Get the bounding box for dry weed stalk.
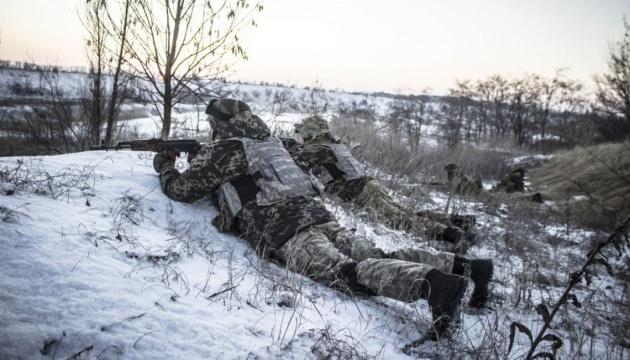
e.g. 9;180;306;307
508;214;630;359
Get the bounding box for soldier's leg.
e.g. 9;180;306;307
311;220;467;278
389;247;456;274
275;227;354;284
283;228;471;336
274;227;373;295
452;256;493;308
307;219;492;309
389;247;493;309
414;214;475;254
415;210;477;233
355;258;432;301
356;258;468;337
353;180;408;220
311;221;386;262
353;180;473;250
352;180;431;237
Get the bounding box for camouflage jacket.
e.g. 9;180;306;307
493;171;525;193
155;139;333;252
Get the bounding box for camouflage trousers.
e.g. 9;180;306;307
275;221;455;302
351;179;449;240
450;175;483;196
415;210;477;233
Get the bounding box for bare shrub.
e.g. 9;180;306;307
110;191;144;230
0;159;96;200
507;216;630;359
331;108;514;184
0;205;29;223
0;70;100;155
310;326;374;360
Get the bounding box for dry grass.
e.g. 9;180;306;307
529;141;630;229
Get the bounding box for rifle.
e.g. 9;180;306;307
89;138;201;155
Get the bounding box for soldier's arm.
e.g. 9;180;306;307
154;141;248;203
280;137;301;154
292;144;337;170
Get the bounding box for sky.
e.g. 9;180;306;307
0;0;627;94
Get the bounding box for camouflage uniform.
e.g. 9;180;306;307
492;168;526;193
444;163;484;196
287;116;472;249
154;101;462;306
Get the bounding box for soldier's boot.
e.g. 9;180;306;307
423;269;468;339
440;226;463;243
449;214;477;232
453;256;493;308
337;262;377;297
439;226;474;253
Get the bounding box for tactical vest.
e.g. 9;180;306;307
217;137;318;222
311;143;367;185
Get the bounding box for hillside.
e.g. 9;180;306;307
530;141;630;229
0;146;627;359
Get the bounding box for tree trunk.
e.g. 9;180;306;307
105;0;131;146
162;79;172;139
92;67;102;143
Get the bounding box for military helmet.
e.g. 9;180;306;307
206;98;270;140
511;167;526;178
206;98;251;121
294;115;330;140
444;163;459;181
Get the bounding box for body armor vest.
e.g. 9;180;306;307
217;137;317;222
311;143;367;185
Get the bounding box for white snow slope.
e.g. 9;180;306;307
1;148;627;359
0;151;453;359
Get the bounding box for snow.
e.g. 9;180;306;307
509;154;553;166
2;150;623;359
0;152;449;359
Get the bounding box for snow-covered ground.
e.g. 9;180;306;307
0;152;478;359
1;149;625;359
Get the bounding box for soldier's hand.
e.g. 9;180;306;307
165;149;180;162
187;149;198;164
153;150;179;173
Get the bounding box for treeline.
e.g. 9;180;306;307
340;20;630;151
439;72;589;149
437;71;629;149
331;70;629;163
0;59;89;74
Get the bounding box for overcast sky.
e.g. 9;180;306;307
0;0;627;94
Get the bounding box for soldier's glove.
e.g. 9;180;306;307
187;149;199;164
153;150;179;173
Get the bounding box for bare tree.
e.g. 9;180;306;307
595;18;630;127
81;0;134;145
120;0;263;138
487;75;510;137
439;93;468;149
535;71;583;141
387;96;430;152
82;0;107;143
103;0;132;145
434;73;587;147
506;76;540;146
305;81;329;116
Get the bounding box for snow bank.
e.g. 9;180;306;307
0;151;443;359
